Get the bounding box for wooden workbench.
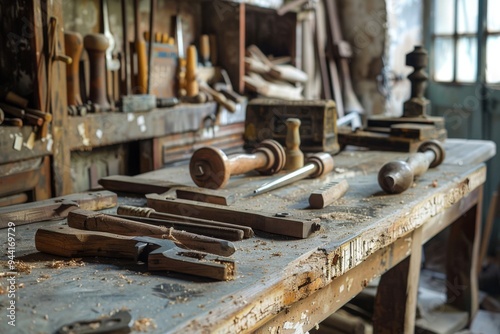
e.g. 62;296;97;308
0;138;495;333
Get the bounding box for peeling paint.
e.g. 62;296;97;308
339;284;345;293
283;321;306;334
77;123;90;146
346;277;354;292
96;129;103;139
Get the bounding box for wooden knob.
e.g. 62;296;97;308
378;140;445;194
83;33;110;110
284;118;304;171
190;139;285;189
65;31;83;106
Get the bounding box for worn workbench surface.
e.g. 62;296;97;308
0;139;495;334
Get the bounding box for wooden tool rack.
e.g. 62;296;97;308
1;138;495;333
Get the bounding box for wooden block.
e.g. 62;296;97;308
0;190;117;227
146;193;320;238
98;175;182;194
176;187;235;206
390;123;438;140
309;179;349;209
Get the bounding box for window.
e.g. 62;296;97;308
432;0;500;84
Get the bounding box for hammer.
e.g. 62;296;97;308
36;225;235;281
378;140;445;194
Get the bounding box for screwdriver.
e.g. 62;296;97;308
253;153;334;195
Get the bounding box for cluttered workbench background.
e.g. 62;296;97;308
0;138;494;333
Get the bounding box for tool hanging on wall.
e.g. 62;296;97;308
133;0;147;94
83;34;112;111
378;140;445;194
323;0;364;117
189;139;286;189
64;31;84;106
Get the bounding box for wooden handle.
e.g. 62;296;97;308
306;153;335;178
189;140;285;189
134;0;147;94
36;225;139;259
200;34;211;66
68;209;170;235
199;82;236;112
117;205;254;238
64;31;83;106
186;45;199;96
67;209;236;256
83;34;111;110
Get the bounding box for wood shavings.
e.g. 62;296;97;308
15;261;33;274
118;274;134;284
46;259;85;269
37;274;51;283
132;318;157;332
320;211;371;222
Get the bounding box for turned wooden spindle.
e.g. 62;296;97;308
403;46;430;118
284;118;304;170
186;45;199;97
378;140;445;194
65;32;83;106
83;33;111;111
190;139;286;189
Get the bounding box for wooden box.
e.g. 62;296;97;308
244;98;340;153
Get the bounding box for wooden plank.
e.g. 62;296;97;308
254;226;414;334
0;190;117;228
98;175;181;194
65;102;242;150
146;194;320;238
176;187;236;206
446;190;482;323
49;0;72;196
372;227;423;334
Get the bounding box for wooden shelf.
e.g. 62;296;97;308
66;101;246;151
0;126;52;165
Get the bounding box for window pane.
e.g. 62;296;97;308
488;0;500;32
434;38;454;82
456;37;477;82
434;0;455;34
457;0;478;33
487;36;500;83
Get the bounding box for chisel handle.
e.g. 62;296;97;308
64;31;84;106
68;209;236;256
36;225;140;259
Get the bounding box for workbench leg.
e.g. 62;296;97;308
446;195;482;323
373;226;423;334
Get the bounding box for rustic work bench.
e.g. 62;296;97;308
0;138;495;333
